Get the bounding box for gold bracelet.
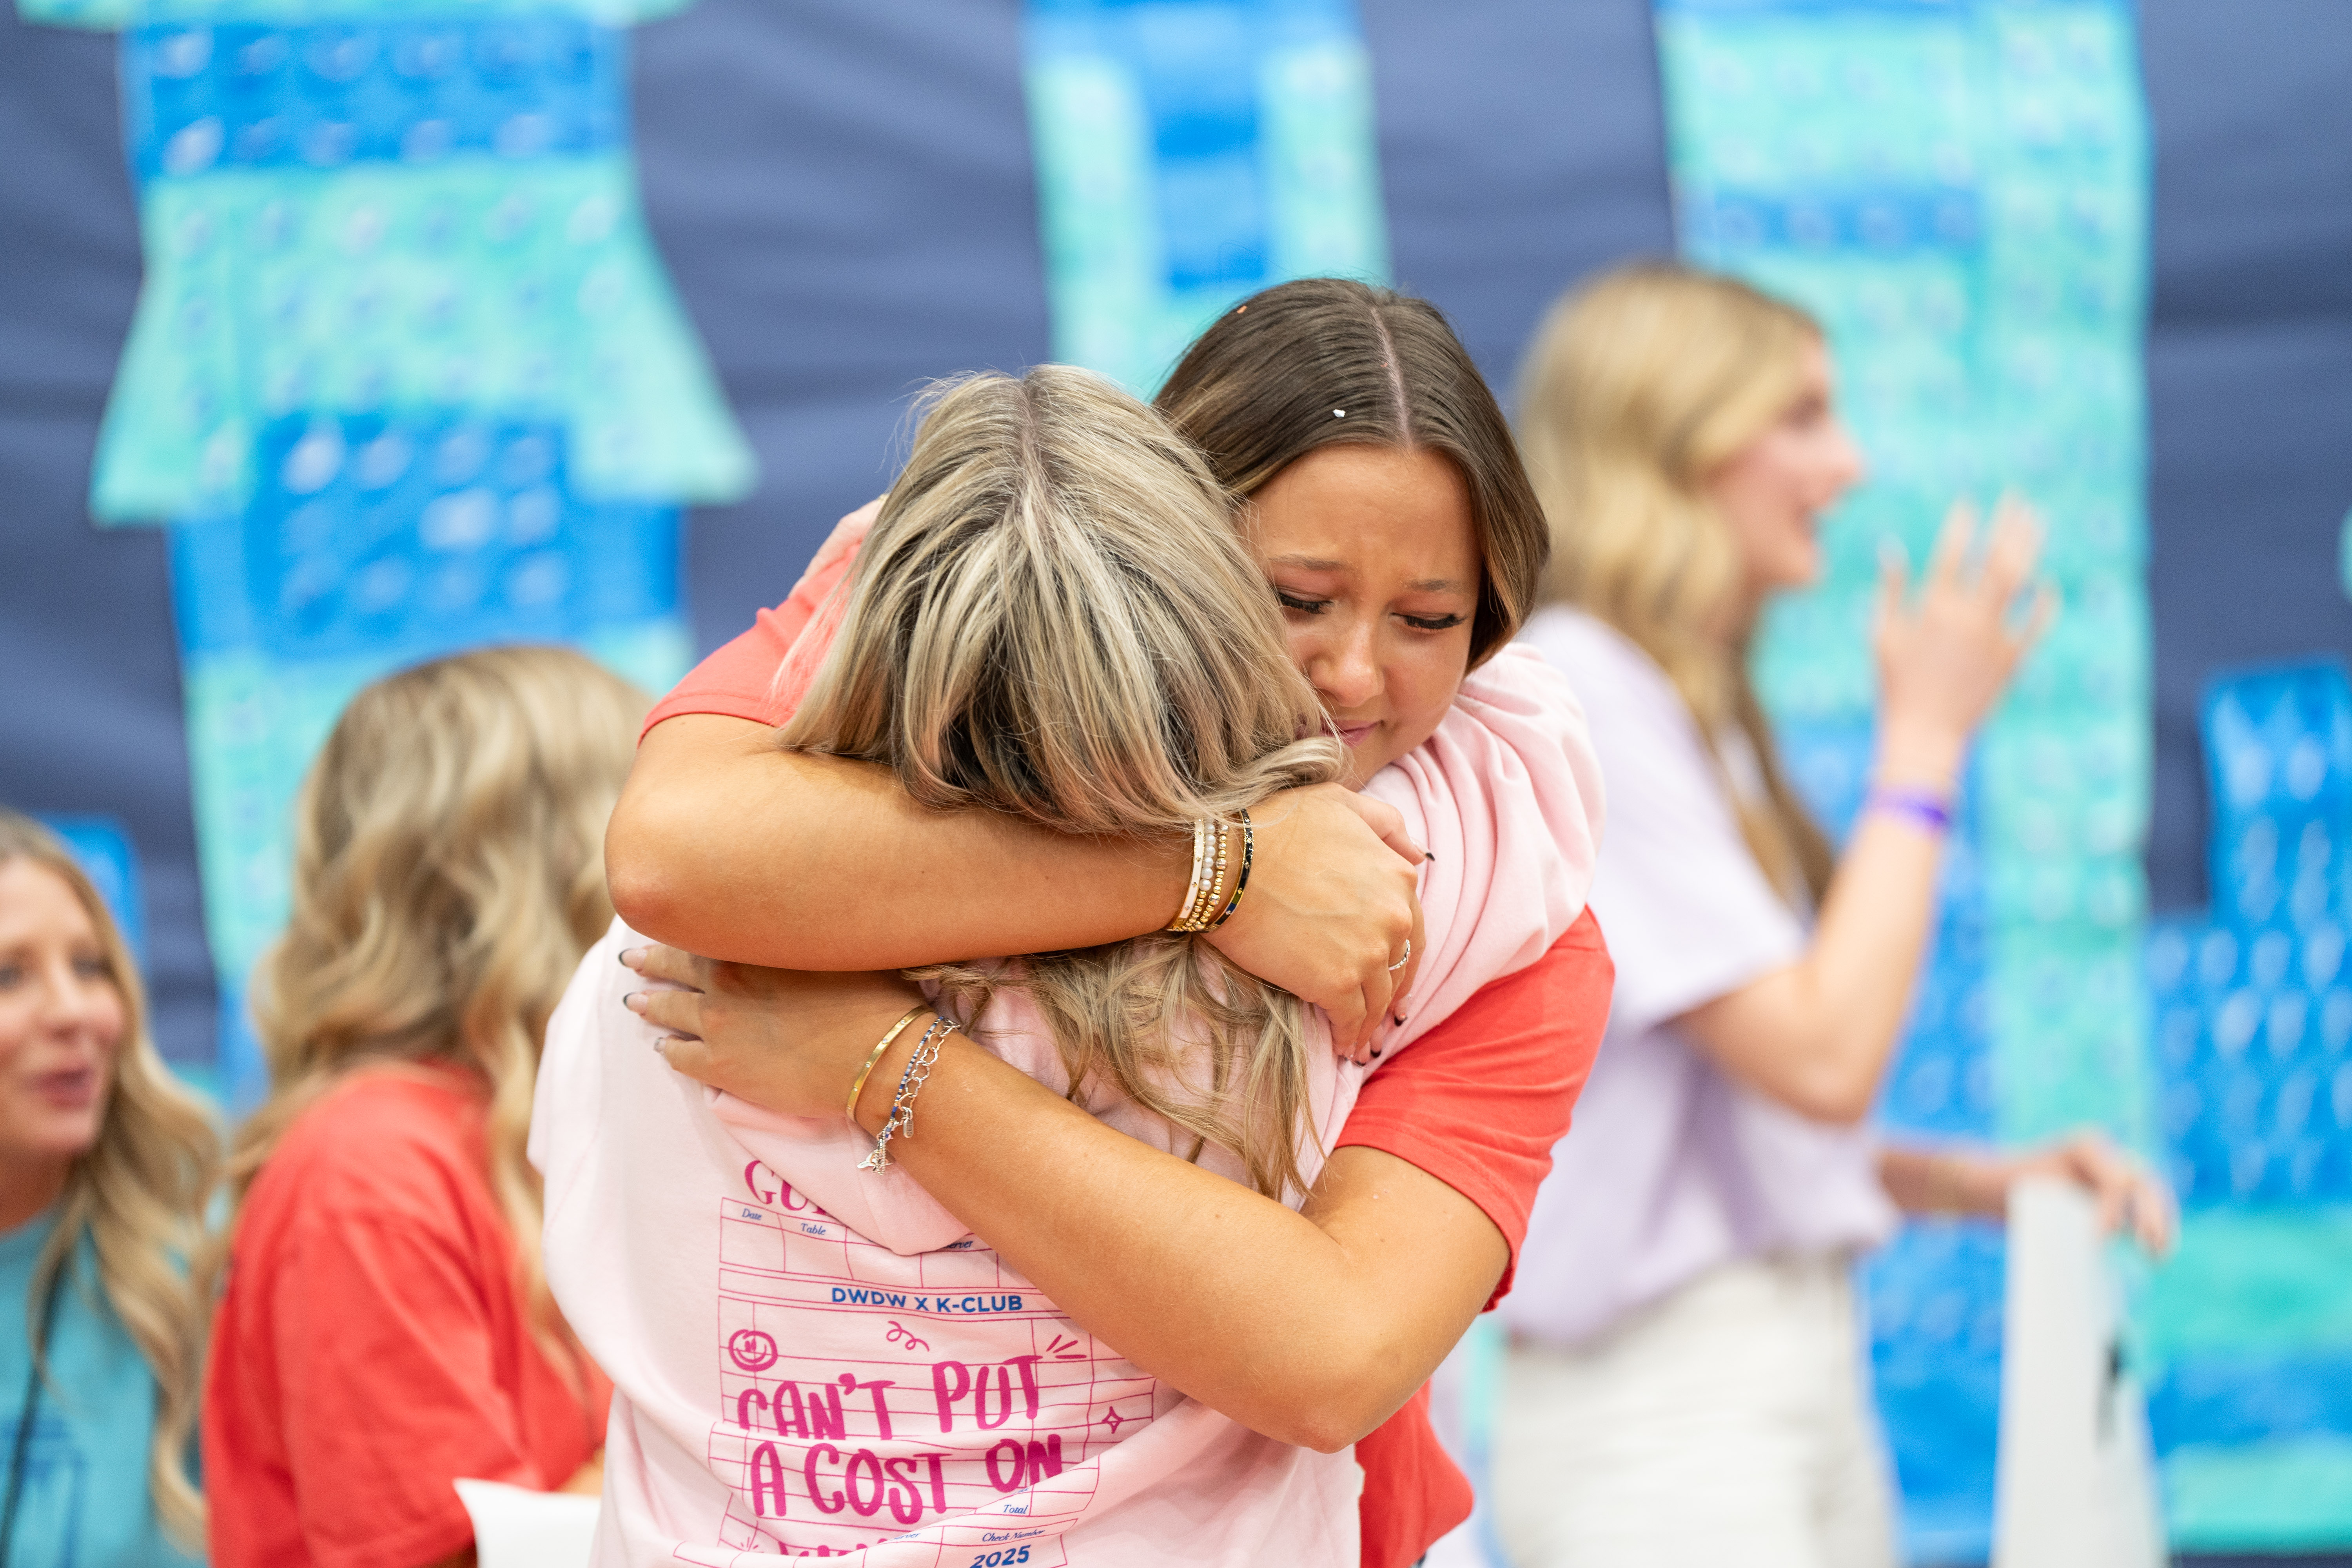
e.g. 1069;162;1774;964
847;1004;931;1122
1208;811;1254;928
1203;821;1230;923
859;1015;955;1173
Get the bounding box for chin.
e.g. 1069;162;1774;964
1348;728;1434;787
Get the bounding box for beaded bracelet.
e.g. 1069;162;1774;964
1195;820;1230;927
1167;818;1209;932
859;1014;954;1172
1165;815;1235;933
1207;811;1254;929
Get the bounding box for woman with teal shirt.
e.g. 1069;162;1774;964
0;810;216;1566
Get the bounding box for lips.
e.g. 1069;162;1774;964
32;1067;98;1109
1332;721;1378;748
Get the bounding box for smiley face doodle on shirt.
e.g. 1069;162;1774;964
728;1329;779;1373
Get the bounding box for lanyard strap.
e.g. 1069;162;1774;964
0;1252;72;1568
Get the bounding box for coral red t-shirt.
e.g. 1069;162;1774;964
204;1067;612;1568
643;533;1610;1568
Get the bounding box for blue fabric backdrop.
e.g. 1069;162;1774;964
3;0;2349;1556
9;1;2343;1071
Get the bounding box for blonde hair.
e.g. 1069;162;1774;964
0;810;217;1550
784;367;1345;1199
1518;262;1835;901
220;646;646;1359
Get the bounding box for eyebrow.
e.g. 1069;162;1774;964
1267;554;1474;593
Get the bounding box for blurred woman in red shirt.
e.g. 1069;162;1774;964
202;648;644;1568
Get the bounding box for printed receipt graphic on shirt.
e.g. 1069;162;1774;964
682;1158;1169;1564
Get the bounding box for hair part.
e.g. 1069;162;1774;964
1519;261;1836;901
1155;277;1551;669
0;810;218;1550
784;366;1346;1198
218;646;646;1377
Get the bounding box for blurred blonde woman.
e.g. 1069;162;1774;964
1495;263;2172;1568
0;810;215;1567
201;648;645;1568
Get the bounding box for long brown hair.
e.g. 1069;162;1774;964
786;367;1345;1200
0;810;216;1550
1155;276;1551;668
218;646;645;1354
1518;261;1835;901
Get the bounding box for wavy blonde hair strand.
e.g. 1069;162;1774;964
1519;263;1836;900
214;646;646;1367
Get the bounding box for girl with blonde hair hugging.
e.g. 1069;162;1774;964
201;648;645;1568
535;363;1601;1564
0;809;215;1566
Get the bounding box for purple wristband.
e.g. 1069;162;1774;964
1867;785;1954;835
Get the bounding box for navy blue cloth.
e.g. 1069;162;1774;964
2141;0;2352;914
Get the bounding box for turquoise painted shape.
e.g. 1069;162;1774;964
18;0;754;522
17;0;731;1089
1653;1;2153;1557
1025;0;1390;396
167;410;691;1106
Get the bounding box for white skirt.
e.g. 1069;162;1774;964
1492;1252;1898;1568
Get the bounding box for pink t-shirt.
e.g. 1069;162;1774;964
534;519;1606;1566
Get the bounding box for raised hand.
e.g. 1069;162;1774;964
1873;495;2056;785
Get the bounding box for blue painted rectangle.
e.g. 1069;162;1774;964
169;410;680;664
1025;0;1388;395
2151;1352;2352;1450
123;16;627;179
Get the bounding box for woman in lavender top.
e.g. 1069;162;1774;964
1494;264;2173;1568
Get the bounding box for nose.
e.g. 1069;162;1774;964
1309;612;1383;712
1826;416;1867;496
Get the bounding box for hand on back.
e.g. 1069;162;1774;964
624;948;920;1121
1873;496;2054;782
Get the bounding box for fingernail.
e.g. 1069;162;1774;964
619;947;646;969
1424;850;1437;862
1393;1013;1405;1026
652;1037;668;1054
623;991;646;1013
